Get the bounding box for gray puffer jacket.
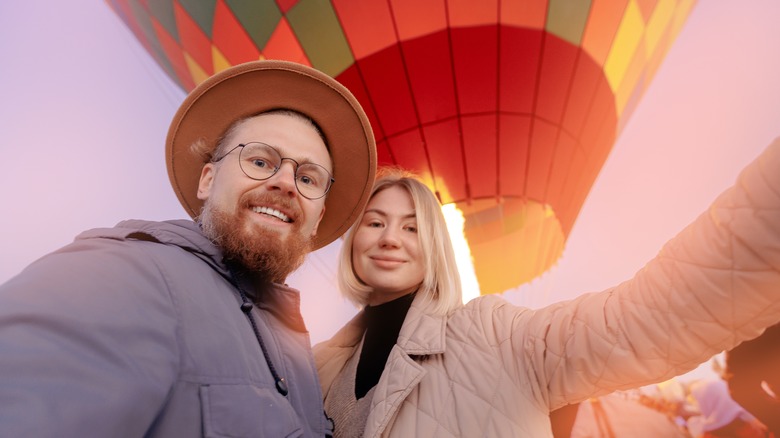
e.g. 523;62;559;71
0;219;332;437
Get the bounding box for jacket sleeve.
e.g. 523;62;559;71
506;137;780;410
0;237;180;437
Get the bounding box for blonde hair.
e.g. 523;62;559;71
338;167;463;315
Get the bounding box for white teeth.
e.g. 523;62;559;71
251;206;291;223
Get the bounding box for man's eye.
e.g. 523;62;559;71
298;174;317;186
251;158;270;168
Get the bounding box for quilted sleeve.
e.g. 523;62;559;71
517;137;780;410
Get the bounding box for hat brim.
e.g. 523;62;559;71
166;60;376;250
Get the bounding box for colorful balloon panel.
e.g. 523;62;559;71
107;0;697;294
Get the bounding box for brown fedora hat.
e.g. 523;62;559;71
166;60;376;250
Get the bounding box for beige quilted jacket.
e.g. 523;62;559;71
314;138;780;437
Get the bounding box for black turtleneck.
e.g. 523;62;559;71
355;292;416;399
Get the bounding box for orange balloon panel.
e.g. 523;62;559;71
460;198;565;295
107;0;697;294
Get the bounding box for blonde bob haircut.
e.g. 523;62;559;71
338;167;463;315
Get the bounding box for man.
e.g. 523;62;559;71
0;60;376;436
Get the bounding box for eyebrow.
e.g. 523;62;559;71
364;208;416;219
255;141;331;169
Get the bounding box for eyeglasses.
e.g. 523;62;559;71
213;142;335;200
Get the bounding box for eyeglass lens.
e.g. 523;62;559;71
238;142;332;199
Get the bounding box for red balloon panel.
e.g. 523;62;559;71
386;130;431;179
451;27;499;114
402;32;458;125
332;65;381;139
213;0;261;65
423;119;468;203
500;0;548;28
461;114;498;200
354;45;419;138
525;118;558;203
545;130;577;209
498;27;542;115
263;18;309;65
536;34;579;125
390;0;447;41
580;78;614;156
332;0;396;59
562;52;606;138
556;145;588;231
152;18;196;90
276;0;298;14
174;1;213;76
450;0;499;27
498;114;532;198
376;140;395;169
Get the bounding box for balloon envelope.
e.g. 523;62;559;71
107;0;697;294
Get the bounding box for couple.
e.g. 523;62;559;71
1;60;779;437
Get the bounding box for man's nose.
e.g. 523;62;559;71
267;161;298;195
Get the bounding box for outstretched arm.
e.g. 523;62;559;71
510;137;780;409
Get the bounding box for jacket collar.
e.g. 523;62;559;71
327;292;448;356
395;293;447;355
363;293;449;436
231;265;307;332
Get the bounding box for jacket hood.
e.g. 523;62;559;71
75;219;230;279
75;219;308;331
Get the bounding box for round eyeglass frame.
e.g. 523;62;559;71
212;142;335;200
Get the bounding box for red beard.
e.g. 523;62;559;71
200;192;313;283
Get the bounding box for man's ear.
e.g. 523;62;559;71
310;204;326;238
197;163;215;201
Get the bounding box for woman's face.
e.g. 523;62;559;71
351;185;425;306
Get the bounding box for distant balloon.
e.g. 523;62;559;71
108;0;697;295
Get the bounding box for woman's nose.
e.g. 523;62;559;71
378;228;401;248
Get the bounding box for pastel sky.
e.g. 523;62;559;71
1;1;779;381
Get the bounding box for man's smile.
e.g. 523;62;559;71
251;205;293;223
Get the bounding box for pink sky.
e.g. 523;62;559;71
1;2;779;380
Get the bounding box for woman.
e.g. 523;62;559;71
314;138;780;437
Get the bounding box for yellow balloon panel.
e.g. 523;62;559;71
604;1;645;93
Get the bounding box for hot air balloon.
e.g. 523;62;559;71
107;0;697;295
